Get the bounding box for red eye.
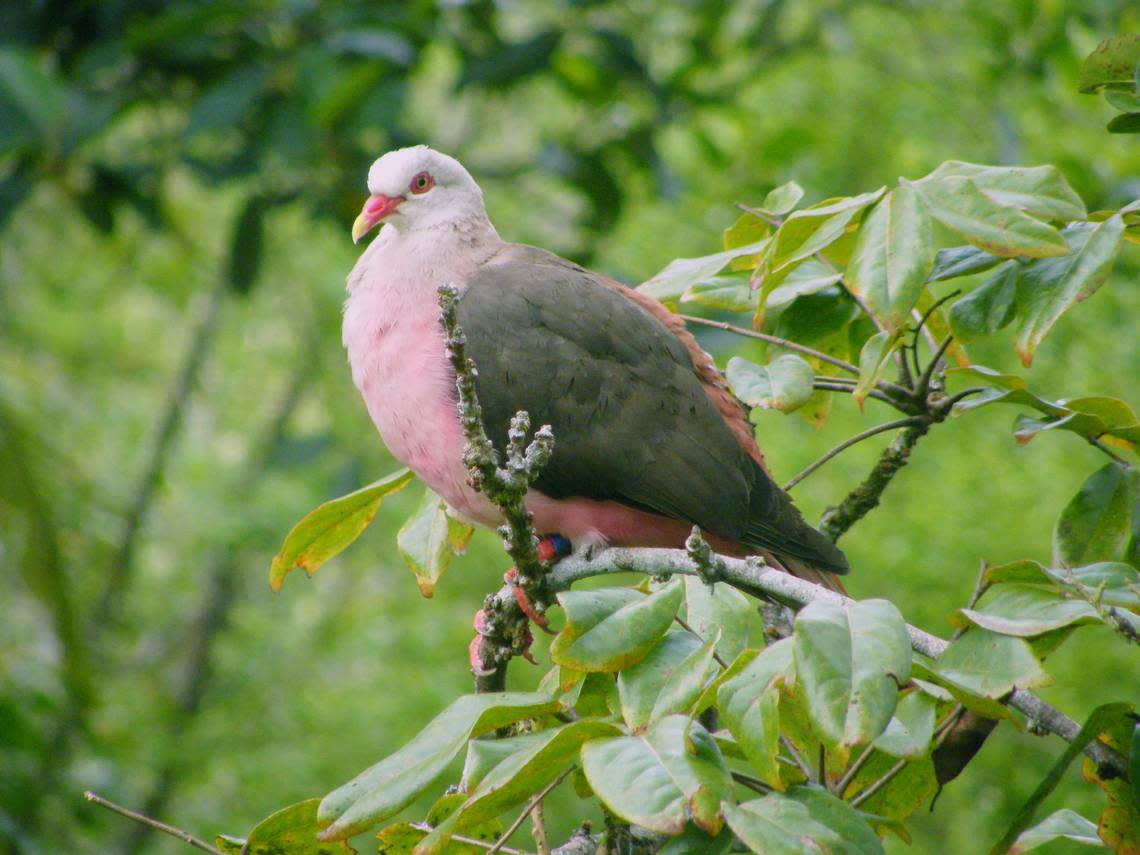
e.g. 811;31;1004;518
409;171;434;194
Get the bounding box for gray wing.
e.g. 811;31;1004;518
456;244;847;573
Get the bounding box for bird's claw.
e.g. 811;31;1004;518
504;567;555;634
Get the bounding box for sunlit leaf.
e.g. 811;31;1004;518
316;692;558;840
846;186;935;327
954;583;1101;637
717;639;794;788
724;788;885;855
683;576;755;663
225;799;355;854
397;486;474;597
582;715;731;835
1009;809;1105;852
269;468;415;591
918;162;1086;222
933;629;1049;698
762;180;806;215
550;581;683;672
726;354;815;413
1078;35;1140;93
853;330;899;409
638;239;771;307
617;630;701;730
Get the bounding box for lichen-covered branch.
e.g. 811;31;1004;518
439;283;555;692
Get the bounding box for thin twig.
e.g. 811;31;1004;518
834;745;876;798
735;202;782;228
673;615;730;669
1088;437;1129;466
679;314;860;376
951;563;991;643
818;743;827;786
732;771;775;794
849;757;907;808
531;798;550;855
489;767;576;855
914;334;954;400
781;737;814;782
812;381;907;409
411;824;533;855
84;792;225;855
783;417;922;491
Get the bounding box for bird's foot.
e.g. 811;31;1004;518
470;607;537;673
506;534;571;634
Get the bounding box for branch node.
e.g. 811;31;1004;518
685;526;725;587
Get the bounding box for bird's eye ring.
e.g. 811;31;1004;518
409;172;434;194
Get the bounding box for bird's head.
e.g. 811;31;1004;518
351;146;489;243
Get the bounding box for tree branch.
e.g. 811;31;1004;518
541;546;1129;780
679;314;860;376
783;417;923;491
84;792;225;855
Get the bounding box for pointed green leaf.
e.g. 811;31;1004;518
1107;112;1140;134
872;690;937;759
416;719;621;854
724;788;885;855
723;213;772;253
842;752;938;823
934;629;1049;698
270;468;415;591
681;274;755;313
550;581;683;672
638;239;771;307
617;630;701;730
649;634;718;724
846;186;936;327
316;692;558;840
912;176;1069;258
918;162;1086;222
928;244;1003;282
721;681;783;788
949;261;1019;342
684;576;755;662
853;330;899;409
765;259;844;309
1013;217;1124;366
397;486;473;597
763;181;806;215
910;661;1025;727
581;715;732;835
954;584;1100;637
793;600;911;750
1054;463;1136;567
460;732;549;793
227;800;350;855
1079;35;1140;93
1009;809;1105;852
726;354;815;413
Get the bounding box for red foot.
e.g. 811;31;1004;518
505;567;554;633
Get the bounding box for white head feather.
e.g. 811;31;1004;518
364;146;490;233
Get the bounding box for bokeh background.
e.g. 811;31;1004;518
2;1;1139;853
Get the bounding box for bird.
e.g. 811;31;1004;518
342;145;848;592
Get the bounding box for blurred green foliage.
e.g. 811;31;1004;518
2;1;1139;854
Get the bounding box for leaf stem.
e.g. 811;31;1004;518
673;615;729;669
732;771;775;794
488;767;576;855
781;736;814;782
849;757;907;808
1087;437;1129;466
679;314;860;376
83;792;225;855
783;417;922;491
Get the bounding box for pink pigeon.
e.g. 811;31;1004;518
343;146;848;591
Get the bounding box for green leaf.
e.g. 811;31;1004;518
683;576;755;662
947;365;1067;417
715;642;794;788
724;787;885;855
550;581;683;672
910;661;1024;727
657;824;734;855
581;715;732;835
269;469;414;591
723;213;772;253
793;600;911;750
648;634;719;724
460;732;549;792
617;630;701;730
1013;217;1124;366
933;629;1048;698
1009;809;1105;852
911;176;1069;258
416;719;621;854
843;753;938;823
984;561;1140;610
872;689;937;759
846;186;935;327
397;487;474;597
954;583;1100;637
928;244;1003;282
681;274;755;313
765;259;844;310
853;330;899;409
918;162;1086;222
316;692;558;840
763;180;806;215
1078;35;1140;93
227;799;353;854
1107;112;1140;134
726;354;815;413
1054;463;1137;567
989;703;1133;855
638;239;772;307
0;48;67;142
187;65;270;135
949;262;1018;342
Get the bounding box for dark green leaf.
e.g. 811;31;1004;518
581;715;732;835
846;186;935;327
724;787;885;855
928;244;1002;282
316;692;558;840
990;703;1134;855
397;486;474;597
726;354;815;413
550;582;683;672
1013;217;1124;366
794;600;911;750
187;65;270;136
1054;463;1136;567
269;469;414;591
949;262;1018;342
657;824;733;855
1107;112;1140;134
228;196;266;295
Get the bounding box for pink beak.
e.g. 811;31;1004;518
352;193;405;243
